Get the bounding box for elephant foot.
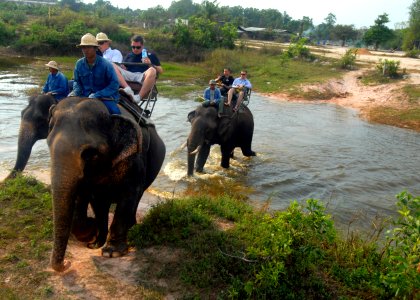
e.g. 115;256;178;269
243;150;256;157
101;242;129;258
72;217;98;243
51;259;72;272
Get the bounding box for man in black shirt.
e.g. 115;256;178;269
114;35;163;103
215;68;234;96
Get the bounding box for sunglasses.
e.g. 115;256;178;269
98;41;106;45
131;46;142;49
240;73;246;75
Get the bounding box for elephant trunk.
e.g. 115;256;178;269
6;121;40;179
49;146;83;272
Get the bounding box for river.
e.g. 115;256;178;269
1;68;419;230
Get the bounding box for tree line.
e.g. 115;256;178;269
0;0;419;59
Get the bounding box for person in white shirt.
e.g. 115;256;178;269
226;70;252;112
96;32;123;63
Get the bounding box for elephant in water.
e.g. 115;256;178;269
5;94;56;179
47;97;165;272
187;105;256;176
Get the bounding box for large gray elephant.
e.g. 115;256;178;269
187;105;256;176
6;94;56;179
47;97;165;272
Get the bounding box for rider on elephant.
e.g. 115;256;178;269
69;33;121;115
215;68;234;97
42;60;68;101
226;70;252;112
202;79;223;117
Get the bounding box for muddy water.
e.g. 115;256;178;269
1;69;419;229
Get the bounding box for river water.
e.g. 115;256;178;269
1;68;419;229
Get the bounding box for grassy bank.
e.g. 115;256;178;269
0;175;418;298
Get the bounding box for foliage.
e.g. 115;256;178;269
338;48;358;69
402;0;420;51
376;59;402;78
380;191;420;299
331;24;358;46
363;14;394;50
405;48;420;58
285;37;315;60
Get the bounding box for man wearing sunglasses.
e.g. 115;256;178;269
226;70;252;112
96;32;123;63
114;35;163;103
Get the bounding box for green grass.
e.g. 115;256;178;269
403;84;420;104
0;176;418;299
367;107;420;131
0;175;54;299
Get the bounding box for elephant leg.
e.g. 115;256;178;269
71;194;99;243
102;191;141;258
196;143;211;173
220;145;234;168
87;194;111;249
241;148;256;157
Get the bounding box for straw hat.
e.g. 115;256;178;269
45;61;59;70
96;32;111;42
77;33;98;47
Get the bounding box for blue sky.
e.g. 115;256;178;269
85;0;412;28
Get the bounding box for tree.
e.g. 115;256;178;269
331;24;358;46
363;13;393;50
402;0;420;50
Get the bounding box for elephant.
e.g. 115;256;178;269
187;104;256;176
6;94;56;179
47;97;165;272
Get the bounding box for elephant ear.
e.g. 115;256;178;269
48;104;57;134
109;115;142;167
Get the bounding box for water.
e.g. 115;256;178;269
1;69;419;229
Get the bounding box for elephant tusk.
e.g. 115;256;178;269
189;145;201;155
179;141;187;151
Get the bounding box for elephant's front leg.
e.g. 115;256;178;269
87;194;111;249
196;143;211;173
102;192;141;258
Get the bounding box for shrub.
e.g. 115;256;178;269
339;48;358;69
404;48;420;59
380;191;420;299
376;59;401;78
286;37;315;61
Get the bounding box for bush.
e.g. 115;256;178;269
376;59;401;78
404;48;420;59
339;48;358;69
380;191;420;299
286;37;315;61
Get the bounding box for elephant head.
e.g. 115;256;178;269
5;95;56;179
187;105;256;176
47;97;146;272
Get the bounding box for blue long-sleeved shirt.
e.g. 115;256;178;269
232;77;252;89
73;55;120;100
203;87;221;103
42;71;68;101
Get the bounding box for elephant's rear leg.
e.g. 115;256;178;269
71;195;98;243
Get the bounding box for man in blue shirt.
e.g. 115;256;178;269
42;61;68;101
226;70;252;112
202;79;223;117
113;35;163;103
70;33;120;115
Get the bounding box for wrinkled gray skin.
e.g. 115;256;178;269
6;95;56;179
47;97;165;272
187;105;256;176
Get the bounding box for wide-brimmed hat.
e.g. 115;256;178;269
77;33;98;47
209;79;217;85
96;32;111;42
45;60;59;70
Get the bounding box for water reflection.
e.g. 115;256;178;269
0;69;419;230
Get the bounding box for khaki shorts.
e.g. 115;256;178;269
117;66;144;83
